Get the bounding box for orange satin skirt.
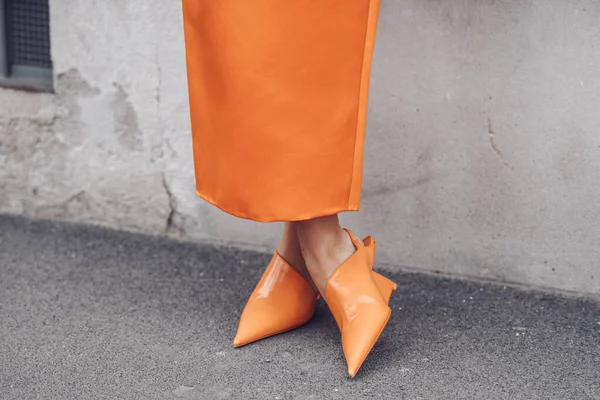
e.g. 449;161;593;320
182;1;380;222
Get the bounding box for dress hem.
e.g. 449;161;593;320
195;189;359;223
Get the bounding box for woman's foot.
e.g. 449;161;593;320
234;219;396;352
294;215;355;296
276;222;319;293
233;251;319;347
295;215;394;377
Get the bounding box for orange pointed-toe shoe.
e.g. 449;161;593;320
233;252;317;347
324;230;392;377
233;250;397;348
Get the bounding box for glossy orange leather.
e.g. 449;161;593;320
324;230;392;377
234;250;396;348
182;0;381;222
233;252;317;347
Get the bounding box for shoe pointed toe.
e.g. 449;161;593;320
342;305;392;376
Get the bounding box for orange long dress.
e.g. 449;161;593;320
182;1;381;222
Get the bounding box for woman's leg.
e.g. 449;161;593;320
293;214;355;296
276;222;317;292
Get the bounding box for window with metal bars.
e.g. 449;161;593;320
0;0;53;91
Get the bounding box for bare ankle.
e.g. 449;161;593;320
276;223;318;293
301;229;357;296
333;229;356;262
293;215;361;296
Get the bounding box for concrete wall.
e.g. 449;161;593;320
1;0;599;296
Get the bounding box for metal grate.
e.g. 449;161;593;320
6;0;52;69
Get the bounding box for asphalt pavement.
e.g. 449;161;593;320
1;214;599;399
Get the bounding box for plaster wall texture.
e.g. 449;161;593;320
1;0;599;295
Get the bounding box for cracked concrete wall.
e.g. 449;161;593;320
1;0;599;296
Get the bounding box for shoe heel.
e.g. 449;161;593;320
371;271;397;304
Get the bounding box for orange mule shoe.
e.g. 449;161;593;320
233;251;397;348
233;252;318;347
324;230;392;377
